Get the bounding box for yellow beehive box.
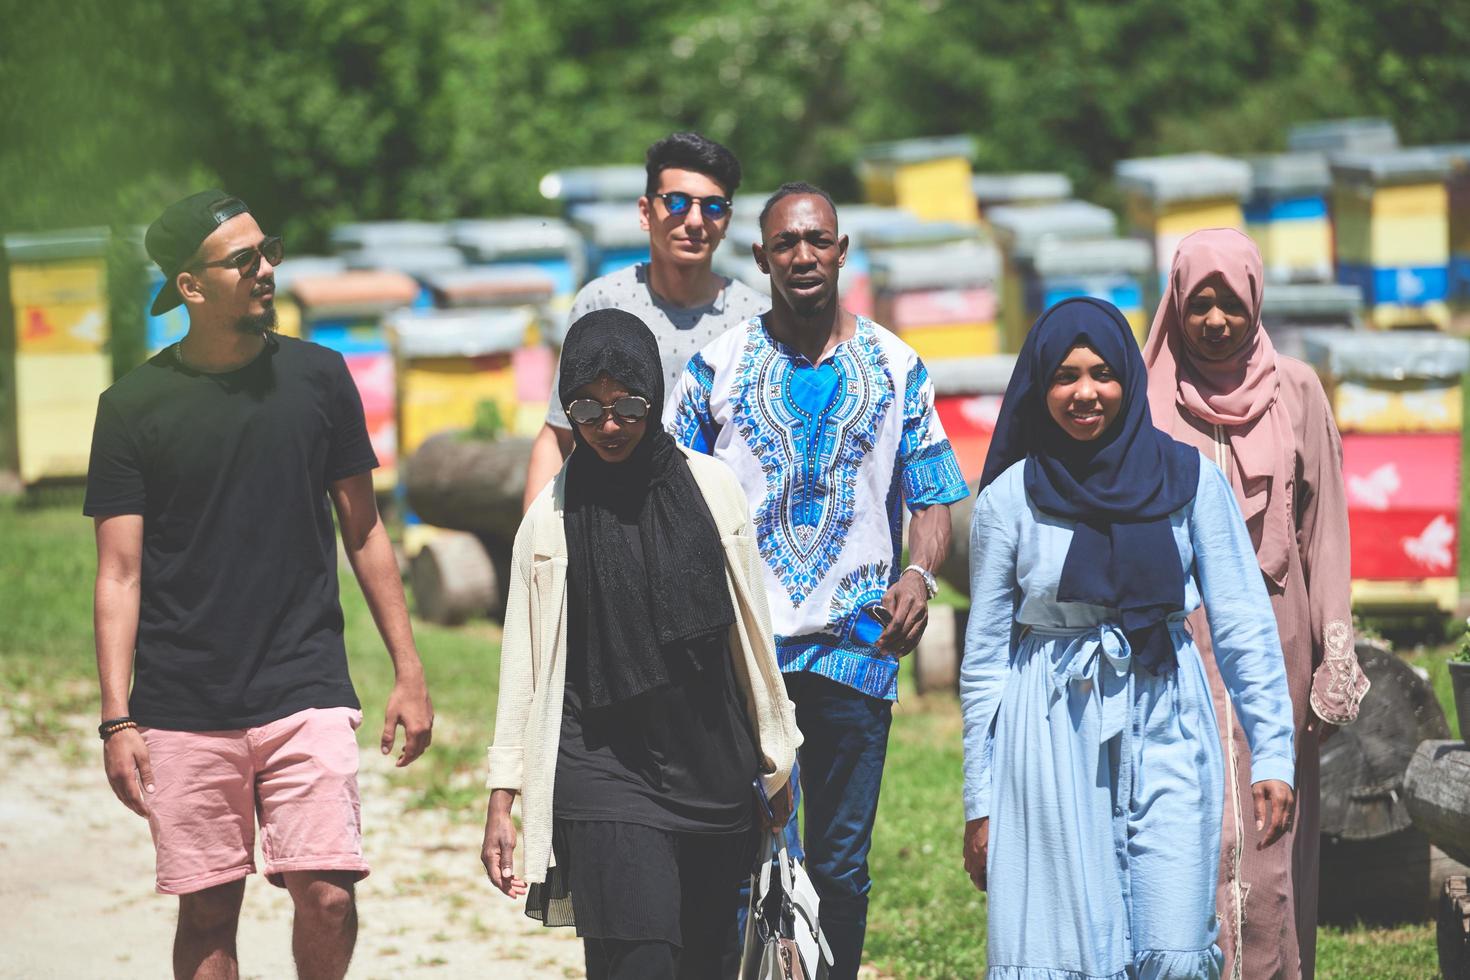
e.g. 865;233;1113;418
898;321;1000;361
1332;182;1449;266
14;351;110;482
856;136;979;225
1246;219;1334;282
399;355;517;459
1363;300;1451;332
1328;376;1462;432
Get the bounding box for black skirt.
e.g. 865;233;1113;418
526;819;755;948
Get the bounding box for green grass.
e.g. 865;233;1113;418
1;498;1456;977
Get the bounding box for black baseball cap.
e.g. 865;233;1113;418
145;189;253;315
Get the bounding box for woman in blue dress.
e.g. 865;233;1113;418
959;297;1296;979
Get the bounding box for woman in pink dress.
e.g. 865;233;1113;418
1143;228;1370;980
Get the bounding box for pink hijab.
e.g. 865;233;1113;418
1143;228;1294;588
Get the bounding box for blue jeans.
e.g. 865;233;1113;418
735;671;893;980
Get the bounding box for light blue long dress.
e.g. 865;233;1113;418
961;459;1296;980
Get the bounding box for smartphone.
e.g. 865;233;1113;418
753;777;776;824
854;602;892;646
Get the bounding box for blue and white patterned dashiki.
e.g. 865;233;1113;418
666;315;969;700
962;460;1296;979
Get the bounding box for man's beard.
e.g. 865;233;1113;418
234;303;278;336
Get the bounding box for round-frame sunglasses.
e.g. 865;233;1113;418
565;395;651;426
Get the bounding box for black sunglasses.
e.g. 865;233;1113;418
194;236;284;278
654;192;732;221
566;395;651;426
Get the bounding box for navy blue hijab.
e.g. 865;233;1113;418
979;297;1200;673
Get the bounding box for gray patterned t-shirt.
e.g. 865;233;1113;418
546;262;769;428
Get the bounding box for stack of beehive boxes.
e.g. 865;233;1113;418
1300;329;1469;611
2;229;112;485
1115;153;1252;311
988;200;1149;349
1330;149;1452;331
289;270;419;491
868;229;1001;362
927;354;1017;484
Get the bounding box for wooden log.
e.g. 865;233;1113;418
914;605;962;695
409;531;503;626
1406;740;1470;867
1320;639;1451;841
402;432;533;547
1440;876;1470;980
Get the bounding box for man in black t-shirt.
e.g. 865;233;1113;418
85;190;434;980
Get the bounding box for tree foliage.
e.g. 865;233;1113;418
1;0;1465;248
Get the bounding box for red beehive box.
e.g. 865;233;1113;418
1342;432;1459;580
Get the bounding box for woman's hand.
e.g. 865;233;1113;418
1252;779;1295;848
963;817;989;892
758;782;793;832
481;789;527;898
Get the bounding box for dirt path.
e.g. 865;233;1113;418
0;718;584;979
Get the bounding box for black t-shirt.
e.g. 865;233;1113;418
83;335;379;730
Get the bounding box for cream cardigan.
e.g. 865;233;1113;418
486;447;802;885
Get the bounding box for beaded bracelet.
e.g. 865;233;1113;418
98;717;137;740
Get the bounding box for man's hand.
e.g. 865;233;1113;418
382;667;434;767
877;572;928;656
963;817;989;892
104;728;154;818
1253;779;1295;848
482;790;527;898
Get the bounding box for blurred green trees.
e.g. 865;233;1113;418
0;0;1463;246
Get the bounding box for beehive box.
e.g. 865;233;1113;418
389;306;545;459
450;217;586;299
869;239;1001;361
3;229;112;484
1287;118;1399;155
972;173;1073;216
1330;150;1452;330
291;270;420;491
856;136;979;225
1115;153;1251;308
1246;153;1334;284
567;202;651;281
1298;329;1470;434
986;201;1129;349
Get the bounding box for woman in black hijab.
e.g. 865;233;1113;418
482;310;800;980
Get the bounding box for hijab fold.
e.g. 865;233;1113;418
1143;228;1293;589
559;309;735;709
980;298;1200;673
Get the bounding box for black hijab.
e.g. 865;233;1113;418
559;308;736;708
978;298;1200;672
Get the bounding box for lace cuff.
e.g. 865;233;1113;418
1309;619;1370;725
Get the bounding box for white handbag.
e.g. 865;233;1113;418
741;831;834;980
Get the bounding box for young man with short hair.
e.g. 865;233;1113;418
667;183;969;980
522;131;768;508
86;189;434;980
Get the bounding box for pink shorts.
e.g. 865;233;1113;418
140;706;370;895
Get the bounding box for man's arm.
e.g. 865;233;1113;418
877;503;952;655
329;471;434;766
94;513;153;816
522;422;573;512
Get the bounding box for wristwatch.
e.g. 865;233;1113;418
903;564;938;600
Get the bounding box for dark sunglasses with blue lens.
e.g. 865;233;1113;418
654;191;732;221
